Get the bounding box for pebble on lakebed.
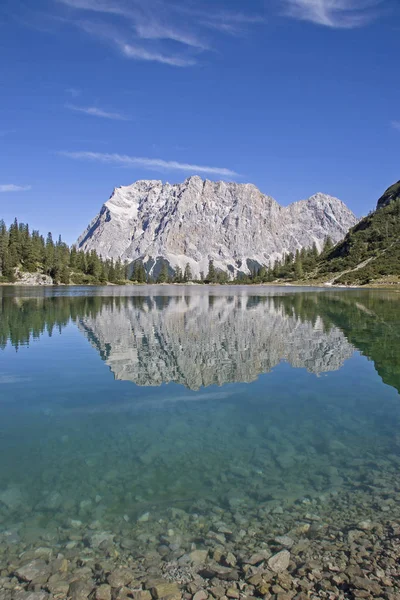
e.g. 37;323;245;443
1;480;400;600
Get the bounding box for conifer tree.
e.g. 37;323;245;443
183;263;192;282
207;259;216;282
294;249;303;279
157;261;169;283
173;266;183;283
0;217;129;284
323;236;333;253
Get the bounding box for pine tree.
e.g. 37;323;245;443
173;266;183;283
99;263;107;284
157;261;169;283
75;250;87;274
114;258;124;282
207;259;216;282
29;230;43;270
69;246;78;269
323;236;334;253
0;217;125;284
183;263;192;282
131;260;147;283
87;250;101;279
138;262;147;282
44;232;55;276
294;249;303;279
0;220;9;276
60;264;70;284
258;266;267;281
124;260;129;281
108;259;116;283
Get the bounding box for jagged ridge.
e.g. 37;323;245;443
77;176;357;277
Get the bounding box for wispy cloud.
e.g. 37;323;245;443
119;43;196;67
55;0;264;66
66;103;129;120
59;150;239;177
392;120;400;131
66;87;81;97
283;0;382;28
183;8;266;35
0;184;31;192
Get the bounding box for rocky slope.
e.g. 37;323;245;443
376;179;400;209
78;293;354;389
314;179;400;285
77;177;357;278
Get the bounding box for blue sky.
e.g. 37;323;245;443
1;0;399;244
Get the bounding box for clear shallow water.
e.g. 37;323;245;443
1;285;400;556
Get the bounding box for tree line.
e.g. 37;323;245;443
0;216;334;285
0;218;128;284
131;239;333;284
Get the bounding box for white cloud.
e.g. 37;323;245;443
59;151;239;177
55;0;264;66
134;22;208;50
56;0;123;14
0;184;31;192
283;0;382;28
66;104;129;120
119;43;196;67
183;8;265;35
392;121;400;131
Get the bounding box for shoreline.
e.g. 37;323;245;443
1;281;399;290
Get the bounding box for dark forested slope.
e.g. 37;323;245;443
313;181;400;285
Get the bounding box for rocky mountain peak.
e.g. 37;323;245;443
77;177;358;277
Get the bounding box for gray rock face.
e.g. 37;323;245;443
14;270;53;286
376;180;400;210
77;176;357;277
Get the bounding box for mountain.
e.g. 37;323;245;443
78;293;354;389
376;180;400;209
77;176;357;278
314;180;400;285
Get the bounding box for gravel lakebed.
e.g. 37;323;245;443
1;477;400;600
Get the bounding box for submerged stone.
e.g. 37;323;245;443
151;582;181;600
274;535;294;548
69;580;95;600
14;560;51;583
107;568;137;588
268;551;291;573
95;585;112;600
0;487;24;510
188;550;208;565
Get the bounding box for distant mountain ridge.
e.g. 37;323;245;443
77;176;357;278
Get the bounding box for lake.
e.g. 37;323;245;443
1;285;400;599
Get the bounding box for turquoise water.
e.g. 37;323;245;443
1;285;400;555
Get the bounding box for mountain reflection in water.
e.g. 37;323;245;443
1;287;399;394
